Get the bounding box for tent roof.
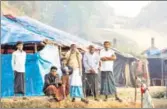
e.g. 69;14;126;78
145;48;167;59
112;48;137;59
1;15;46;45
1;15;101;50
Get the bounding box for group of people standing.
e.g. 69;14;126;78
12;41;122;103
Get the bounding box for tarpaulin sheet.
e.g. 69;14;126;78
16;16;98;48
113;53;136;87
1;16;46;45
146;49;161;56
113;54;127;87
1;15;100;49
148;58;167;79
1;45;62;97
37;44;62;82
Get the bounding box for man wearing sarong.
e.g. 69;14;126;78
65;44;88;104
43;66;64;102
61;58;73;98
100;41;122;102
83;45;100;101
12;41;26;100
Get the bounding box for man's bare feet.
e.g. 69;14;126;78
81;98;89;104
115;97;122;102
72;98;75;102
13;97;17;101
94;98;99;101
22;96;28;100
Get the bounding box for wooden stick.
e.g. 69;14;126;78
34;43;37;53
134;62;137;103
141;92;143;108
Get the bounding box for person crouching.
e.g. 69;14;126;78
43;66;64;102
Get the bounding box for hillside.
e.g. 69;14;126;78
129;1;167;35
1;1;167;54
1;1;136;53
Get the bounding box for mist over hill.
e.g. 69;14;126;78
129;1;167;35
1;1;167;54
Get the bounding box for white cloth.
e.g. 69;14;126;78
143;90;154;108
70;68;82;86
11;50;26;73
83;52;100;74
100;49;115;72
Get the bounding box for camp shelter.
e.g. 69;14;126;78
112;48;138;87
146;48;167;86
1;14;100;97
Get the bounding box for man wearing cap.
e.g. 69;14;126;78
100;41;122;102
65;44;88;104
83;45;100;101
11;41;26;99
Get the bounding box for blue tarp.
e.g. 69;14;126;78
1;16;46;45
16;16;96;48
145;49;161;56
1;45;62;97
1;15;99;48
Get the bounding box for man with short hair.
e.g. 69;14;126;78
12;41;26;99
43;66;64;102
83;45;100;101
100;41;122;102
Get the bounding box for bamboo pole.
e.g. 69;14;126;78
34;43;37;53
141;90;143;108
59;46;62;59
134;61;137;103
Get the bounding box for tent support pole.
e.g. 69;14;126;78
34;43;37;53
59;46;62;59
134;61;137;103
161;53;164;86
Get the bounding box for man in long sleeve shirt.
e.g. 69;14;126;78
43;66;64;102
83;45;100;101
11;41;26;98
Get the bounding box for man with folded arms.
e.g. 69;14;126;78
100;41;122;102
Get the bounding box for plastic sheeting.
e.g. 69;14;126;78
113;53;136;87
1;15;100;49
148;58;167;79
1;16;46;45
1;45;62;97
16;16;99;49
113;55;127;86
37;44;62;82
145;49;161;56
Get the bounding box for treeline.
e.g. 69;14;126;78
5;1;114;38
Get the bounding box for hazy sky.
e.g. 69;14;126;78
105;1;151;17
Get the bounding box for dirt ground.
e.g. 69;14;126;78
1;86;167;108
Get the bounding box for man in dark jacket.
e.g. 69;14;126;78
43;66;64;101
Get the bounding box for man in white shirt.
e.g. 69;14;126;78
11;41;26;99
83;45;100;101
100;41;122;102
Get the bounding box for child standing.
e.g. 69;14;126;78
61;58;73;98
